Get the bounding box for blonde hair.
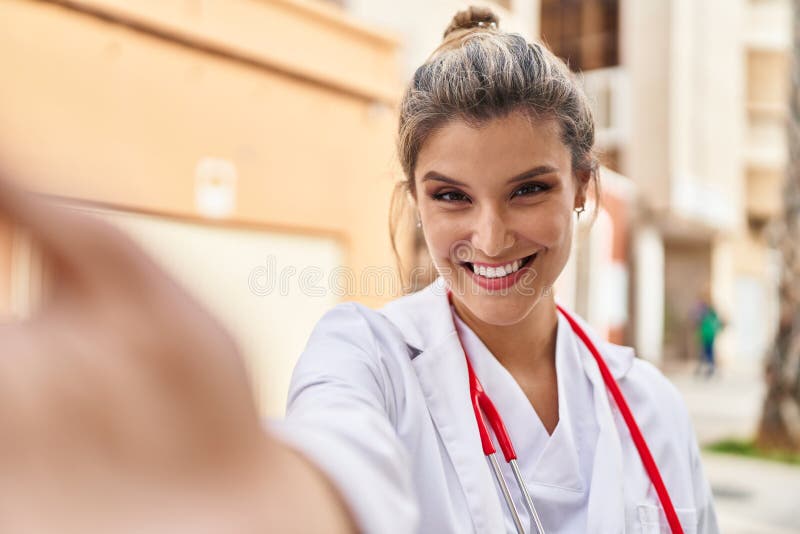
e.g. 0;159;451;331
390;6;599;279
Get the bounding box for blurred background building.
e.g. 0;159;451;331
621;0;789;371
0;0;790;413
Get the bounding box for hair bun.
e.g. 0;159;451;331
443;6;499;39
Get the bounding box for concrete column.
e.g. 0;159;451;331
635;225;665;363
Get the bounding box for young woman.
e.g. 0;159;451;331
0;6;717;534
274;6;719;534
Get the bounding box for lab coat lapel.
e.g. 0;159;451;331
571;324;631;534
381;279;506;534
583;354;625;533
412;336;506;534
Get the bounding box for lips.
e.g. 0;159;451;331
458;252;539;292
464;253;537;279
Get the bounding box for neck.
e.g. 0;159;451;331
452;296;559;374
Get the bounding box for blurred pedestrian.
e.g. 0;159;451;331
693;290;723;378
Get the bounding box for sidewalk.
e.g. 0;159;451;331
666;362;800;533
666;362;763;445
702;452;800;534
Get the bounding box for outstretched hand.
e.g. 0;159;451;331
0;177;355;533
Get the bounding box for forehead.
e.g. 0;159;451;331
415;113;571;184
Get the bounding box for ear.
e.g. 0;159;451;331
573;169;591;209
406;188;418;208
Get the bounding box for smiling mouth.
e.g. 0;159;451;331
462;253;537;279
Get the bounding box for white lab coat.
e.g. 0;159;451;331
273;278;719;534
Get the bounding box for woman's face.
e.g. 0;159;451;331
414;112;587;326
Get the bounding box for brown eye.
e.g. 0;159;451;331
512;182;549;198
433;190;470;203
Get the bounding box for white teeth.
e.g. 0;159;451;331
471;255;534;279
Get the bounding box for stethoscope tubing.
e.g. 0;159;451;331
466;352;546;534
556;304;684;534
451;294;684;534
509;458;546;534
488;453;526;534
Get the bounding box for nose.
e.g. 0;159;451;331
470;206;514;259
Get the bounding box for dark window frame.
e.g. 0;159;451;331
540;0;620;72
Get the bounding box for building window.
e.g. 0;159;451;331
540;0;619;71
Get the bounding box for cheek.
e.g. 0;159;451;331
420;219;460;263
519;204;574;247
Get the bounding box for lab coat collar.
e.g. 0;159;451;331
380;277;451;355
382;278;635;381
558;305;636;380
381;278;635;533
382;278;504;532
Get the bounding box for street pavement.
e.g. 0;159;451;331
666;362;800;533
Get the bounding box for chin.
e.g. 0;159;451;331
463;290;543;327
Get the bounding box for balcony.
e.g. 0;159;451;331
744;0;791;51
745;114;788;169
580;67;630;150
746;167;784;220
747;48;789;115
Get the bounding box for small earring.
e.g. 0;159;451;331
416;215;422;228
575;205;585;219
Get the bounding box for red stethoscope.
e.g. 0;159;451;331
449;295;683;534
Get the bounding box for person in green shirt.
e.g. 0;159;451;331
695;294;723;378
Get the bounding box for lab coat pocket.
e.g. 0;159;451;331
635;502;697;534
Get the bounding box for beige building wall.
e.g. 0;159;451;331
93;207;344;416
0;0;406;414
621;0;672;212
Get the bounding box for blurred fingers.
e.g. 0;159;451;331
0;175;170;297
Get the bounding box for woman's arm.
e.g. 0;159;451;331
0;175;357;533
273;303;419;534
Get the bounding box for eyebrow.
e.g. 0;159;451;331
421;165;559;187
